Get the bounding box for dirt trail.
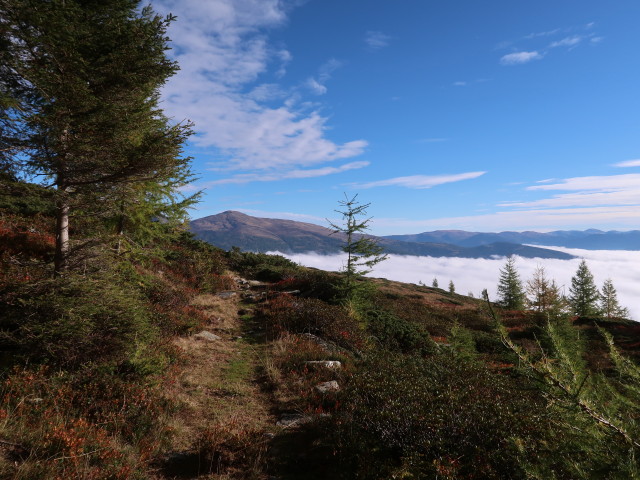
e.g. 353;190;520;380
158;283;276;478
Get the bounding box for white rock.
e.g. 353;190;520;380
315;381;340;394
305;361;342;370
194;331;221;342
276;413;312;427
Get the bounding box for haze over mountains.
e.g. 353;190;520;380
190;211;592;260
387;229;640;251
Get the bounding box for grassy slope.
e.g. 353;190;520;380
1;178;638;479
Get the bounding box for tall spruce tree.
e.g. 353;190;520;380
496;256;525;310
0;0;195;273
600;278;629;319
568;260;600;317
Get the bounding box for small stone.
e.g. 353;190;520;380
315;381;340;394
216;291;236;299
305;361;342;370
194;331;221;342
276;413;312;427
299;333;341;354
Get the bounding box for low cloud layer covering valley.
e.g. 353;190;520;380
272;247;640;320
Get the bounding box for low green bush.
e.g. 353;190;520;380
366;309;436;356
226;249;299;280
334;352;551;479
262;296;365;351
0;272;156;369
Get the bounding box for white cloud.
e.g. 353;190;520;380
493;174;640;210
614;159;640;168
549;35;583;48
305;58;342;95
152;0;367;176
275;250;640;320
306;78;328;95
528;174;640;192
368;206;640;234
523;28;561;40
453;81;467;87
351;171;486;189
365;30;391;50
205;160;370;185
500;51;543;65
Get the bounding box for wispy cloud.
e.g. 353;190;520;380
206;160;370;185
528;174;640;192
453;81;467;87
500;51;543;65
499;23;601;65
305;58;342;96
493;174;640;210
350;171;486;189
549;35;583;48
365;30;391;50
371;206;640;233
523;28;561;40
614;159;640;168
152;0;367;178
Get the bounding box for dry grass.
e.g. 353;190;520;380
190;293;242;332
160;293;276;478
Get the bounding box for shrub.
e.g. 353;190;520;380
366;309;436;356
0;366;167;479
0;272;156;369
334;352;551;479
262;296;364;351
227;249;299;281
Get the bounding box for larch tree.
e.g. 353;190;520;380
496;256;525;310
0;0;196;274
328;194;388;300
525;265;565;314
568;260;600;317
599;278;629;319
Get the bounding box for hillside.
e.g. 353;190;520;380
191;211;575;260
2;178;640;479
387;228;640;250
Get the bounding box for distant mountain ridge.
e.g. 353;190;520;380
386;229;640;250
190;211;575;260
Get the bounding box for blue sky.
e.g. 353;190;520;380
152;0;640;235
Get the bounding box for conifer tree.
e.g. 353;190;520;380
448;280;455;293
496;256;525;310
568;260;600;317
525;265;565;314
432;277;439;288
0;0;195;273
328;194;388;300
599;278;629;319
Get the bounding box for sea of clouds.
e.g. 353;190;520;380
269;247;640;320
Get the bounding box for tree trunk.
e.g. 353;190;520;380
54;187;70;275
